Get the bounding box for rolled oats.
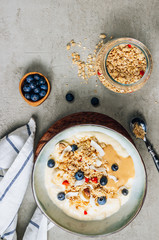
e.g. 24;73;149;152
66;34;106;81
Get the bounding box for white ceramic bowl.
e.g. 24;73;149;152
33;125;147;237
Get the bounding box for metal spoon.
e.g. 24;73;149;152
130;117;159;172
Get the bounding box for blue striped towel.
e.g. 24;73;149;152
0;118;54;240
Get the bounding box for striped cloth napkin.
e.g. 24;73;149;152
0;118;54;240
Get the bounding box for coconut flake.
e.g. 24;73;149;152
95;159;102;167
66;192;79;198
90;140;105;157
87;184;93;190
89;196;97;207
60;145;72;160
74;178;85;187
109;175;118;182
92;153;98;160
79;192;90;202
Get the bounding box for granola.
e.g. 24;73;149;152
106;44;147;85
133;122;146;140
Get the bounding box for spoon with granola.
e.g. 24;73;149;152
130;117;159;172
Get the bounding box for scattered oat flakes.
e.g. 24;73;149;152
66;35;106;81
100;34;106;39
66;43;71;50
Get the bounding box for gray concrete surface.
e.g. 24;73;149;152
0;0;159;239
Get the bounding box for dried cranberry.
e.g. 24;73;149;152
62;180;69;186
84;210;88;215
91;177;98;183
140;70;145;76
85;177;89;183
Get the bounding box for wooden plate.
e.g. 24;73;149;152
33;112;147;236
35;112;134;160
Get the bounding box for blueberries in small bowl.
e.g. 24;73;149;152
40;84;48;90
31;94;40;102
34;87;40;94
39;77;46;85
29;81;37;89
26;75;33;83
39;90;47;98
21;73;49;105
24;93;31;100
23;84;31;92
34;74;40;80
35;80;40;86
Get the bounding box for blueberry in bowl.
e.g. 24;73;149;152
19;72;50;106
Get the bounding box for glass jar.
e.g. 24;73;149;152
95;38;153;93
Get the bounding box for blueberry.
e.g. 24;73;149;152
91;97;99;107
40;84;48;90
111;164;119;171
47;159;55;168
66;93;74;102
39;90;47;98
122;188;129;196
34;87;40;94
26;75;34;83
34;74;40;80
24;93;31;100
97;196;107;205
75;170;84;180
23;84;31;92
57;192;65;201
71;144;78;152
31;94;40;102
36;80;40;86
39;77;46;85
100;176;108;186
29;81;37;89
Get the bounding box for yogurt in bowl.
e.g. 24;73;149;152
45;131;135;221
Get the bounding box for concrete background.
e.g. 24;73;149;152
0;0;159;239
